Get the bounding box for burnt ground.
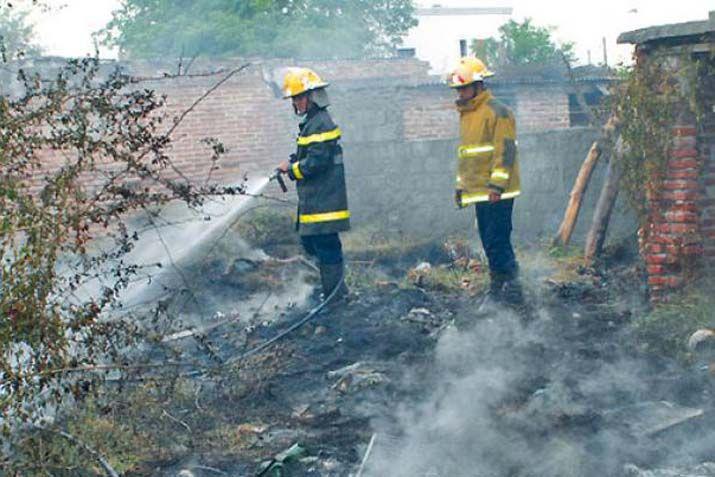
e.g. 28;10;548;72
89;237;714;477
24;229;714;477
131;284;446;476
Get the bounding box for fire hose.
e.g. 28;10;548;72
219;168;344;367
223;265;345;367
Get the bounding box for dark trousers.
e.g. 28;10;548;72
475;199;518;279
301;233;344;265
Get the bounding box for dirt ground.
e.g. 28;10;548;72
82;233;710;477
15;228;715;477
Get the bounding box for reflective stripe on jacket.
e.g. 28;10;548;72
456;89;521;206
287;105;350;236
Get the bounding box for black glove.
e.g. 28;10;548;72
455;189;463;208
289;153;298;163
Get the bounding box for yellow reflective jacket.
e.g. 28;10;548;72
455;89;521;207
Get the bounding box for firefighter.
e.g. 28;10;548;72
277;67;350;302
447;57;524;307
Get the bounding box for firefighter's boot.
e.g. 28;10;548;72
320;262;349;306
502;278;536;322
502;279;525;307
477;272;508;314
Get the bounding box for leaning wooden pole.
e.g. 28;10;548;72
584;136;624;263
553;116;619;247
553;141;602;247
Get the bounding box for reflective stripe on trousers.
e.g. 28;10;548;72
299;210;350;224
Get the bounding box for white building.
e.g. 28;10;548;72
402;4;513;75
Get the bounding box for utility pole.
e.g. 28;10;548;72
602;37;608;67
459;39;468;57
587;50;592;65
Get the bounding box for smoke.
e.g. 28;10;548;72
367;313;551;477
365;307;715;477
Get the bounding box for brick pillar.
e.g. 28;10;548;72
640;124;704;303
700;62;715;264
702;134;715;262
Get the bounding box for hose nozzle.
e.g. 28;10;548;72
270;169;288;193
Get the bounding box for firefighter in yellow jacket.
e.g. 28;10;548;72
448;57;524;306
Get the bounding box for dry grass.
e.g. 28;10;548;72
631;275;715;361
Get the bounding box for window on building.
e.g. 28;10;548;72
569;89;606;127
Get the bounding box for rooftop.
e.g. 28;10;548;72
618;10;715;45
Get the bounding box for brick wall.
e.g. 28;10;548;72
9;57;632;245
700;58;715;265
8;57;582;192
641;123;704;302
7;58;437;194
516;86;571;132
638;53;715;303
402;92;459;141
399;84;572;140
703;139;715;261
136;63;623;243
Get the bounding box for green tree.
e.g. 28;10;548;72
0;6;41;59
471;18;575;67
99;0;417;60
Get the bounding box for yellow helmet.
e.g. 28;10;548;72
282;67;329;99
447;57;495;88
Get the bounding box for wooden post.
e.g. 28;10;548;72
553;116;619;247
584;136;623;262
553;141;601;247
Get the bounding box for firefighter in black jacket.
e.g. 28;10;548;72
277;67;350;301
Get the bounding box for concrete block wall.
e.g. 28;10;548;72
341;126;634;243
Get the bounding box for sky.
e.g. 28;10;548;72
24;0;715;71
29;0;118;58
406;0;715;72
